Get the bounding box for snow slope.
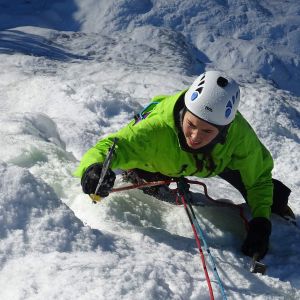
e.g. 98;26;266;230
0;1;299;299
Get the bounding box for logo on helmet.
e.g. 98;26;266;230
191;92;198;101
225;95;236;118
205;106;213;112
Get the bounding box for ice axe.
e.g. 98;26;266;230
89;137;119;203
250;252;267;275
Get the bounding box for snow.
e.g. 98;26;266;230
0;0;299;299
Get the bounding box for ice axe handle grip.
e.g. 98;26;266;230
91;137;118;202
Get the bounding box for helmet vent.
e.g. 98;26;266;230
217;77;228;87
196;87;203;94
198;80;205;87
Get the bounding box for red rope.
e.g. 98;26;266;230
178;193;215;300
111;179;249;229
109;178;250;298
185;180;249;229
111;180;175;192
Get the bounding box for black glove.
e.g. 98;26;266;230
241;217;272;259
81;163;116;197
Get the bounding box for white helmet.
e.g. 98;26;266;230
184;71;240;126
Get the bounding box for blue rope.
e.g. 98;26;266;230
177;179;227;300
188;201;227;300
193;216;227;299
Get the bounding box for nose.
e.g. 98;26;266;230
190;129;202;141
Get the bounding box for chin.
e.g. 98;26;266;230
190;144;204;150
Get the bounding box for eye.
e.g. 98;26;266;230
202;129;213;134
188;121;196;128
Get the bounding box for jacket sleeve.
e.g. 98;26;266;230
73;135;116;178
74;126;141;178
73;116;162;178
74;94;175;178
229;126;274;219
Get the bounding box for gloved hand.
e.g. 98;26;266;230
241;217;272;259
81;163;116;197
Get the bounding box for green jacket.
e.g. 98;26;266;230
75;90;274;219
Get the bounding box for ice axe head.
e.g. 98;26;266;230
89;194;102;204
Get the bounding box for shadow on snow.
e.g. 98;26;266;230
0;30;90;61
0;0;80;32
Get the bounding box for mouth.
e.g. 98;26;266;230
187;138;202;147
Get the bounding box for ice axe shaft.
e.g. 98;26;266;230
250;253;267;275
89;137;118;203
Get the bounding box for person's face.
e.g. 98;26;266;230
182;111;219;149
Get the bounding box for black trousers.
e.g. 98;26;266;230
218;169;291;215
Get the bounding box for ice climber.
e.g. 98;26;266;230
74;70;294;260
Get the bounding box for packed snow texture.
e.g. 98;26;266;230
0;0;299;299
